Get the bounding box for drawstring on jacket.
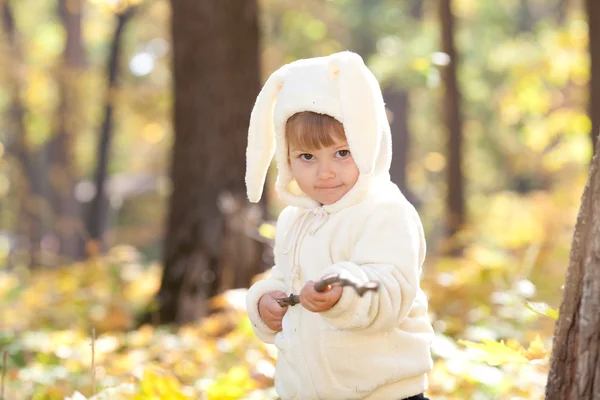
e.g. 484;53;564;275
282;208;329;292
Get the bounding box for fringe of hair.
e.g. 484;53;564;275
285;112;346;151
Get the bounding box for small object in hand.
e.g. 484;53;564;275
275;274;380;307
276;294;300;307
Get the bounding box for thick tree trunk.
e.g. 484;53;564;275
154;0;263;325
85;7;136;254
440;0;465;240
546;141;600;399
588;0;600;154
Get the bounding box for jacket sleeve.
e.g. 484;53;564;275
319;201;426;332
245;207;295;344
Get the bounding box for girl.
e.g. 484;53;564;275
245;51;434;400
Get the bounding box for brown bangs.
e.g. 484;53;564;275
285;112;346;151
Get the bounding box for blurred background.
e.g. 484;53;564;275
0;0;595;398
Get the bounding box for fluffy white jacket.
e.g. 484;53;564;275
246;181;434;399
245;51;434;400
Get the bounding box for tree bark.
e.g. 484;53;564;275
85;7;137;255
546;141;600;399
440;0;465;241
154;0;263;325
588;0;600;155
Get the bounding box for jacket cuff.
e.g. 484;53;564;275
246;279;287;343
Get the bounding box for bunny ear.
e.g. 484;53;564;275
327;52;382;175
245;70;286;203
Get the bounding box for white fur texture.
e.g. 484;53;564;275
327;52;381;175
245;68;286;203
245;51;392;209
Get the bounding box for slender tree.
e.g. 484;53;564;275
351;0;422;203
85;6;139;254
2;1;47;267
440;0;465;241
46;0;87;260
386;0;423;204
153;0;263;324
518;0;534;32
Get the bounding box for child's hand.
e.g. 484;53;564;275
258;291;288;332
299;281;343;313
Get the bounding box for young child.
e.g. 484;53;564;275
245;51;434;400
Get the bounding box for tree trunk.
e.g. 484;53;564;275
154;0;263;325
383;0;422;207
518;0;534;32
556;0;568;25
351;0;377;64
440;0;465;241
384;89;415;203
353;0;419;206
588;0;600;155
409;0;424;20
60;0;86;69
545;140;600;399
85;7;137;255
46;0;87;261
2;1;45;267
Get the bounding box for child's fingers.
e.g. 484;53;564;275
315;285;342;308
272;304;287;317
264;308;284;330
267;297;288;316
315;285;341;300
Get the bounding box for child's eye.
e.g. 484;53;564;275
336;150;351;158
300;154;314;161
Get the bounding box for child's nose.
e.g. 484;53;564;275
317;161;335;179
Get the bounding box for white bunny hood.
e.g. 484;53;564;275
245;51;392;213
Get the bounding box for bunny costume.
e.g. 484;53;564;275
245;51;434;400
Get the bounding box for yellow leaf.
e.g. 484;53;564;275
459;338;529;366
207;365;258;400
525;301;559;320
525;335;549;361
141;368;160;395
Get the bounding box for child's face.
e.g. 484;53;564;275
289;137;359;205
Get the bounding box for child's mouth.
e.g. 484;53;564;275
316;185;343;190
